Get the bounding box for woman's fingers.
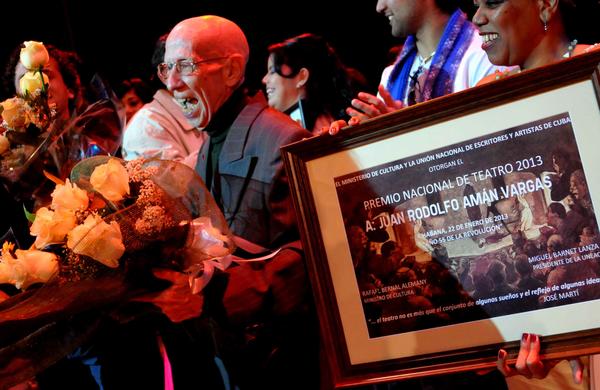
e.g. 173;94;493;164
323;119;348;135
497;333;583;384
322;114;366;136
525;334;548;379
497;349;515;377
499;333;569;381
514;333;533;378
348;116;362;126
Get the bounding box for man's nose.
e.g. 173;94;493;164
166;69;183;92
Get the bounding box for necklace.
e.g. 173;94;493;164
562;39;578;58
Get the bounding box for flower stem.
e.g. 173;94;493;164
38;68;47;94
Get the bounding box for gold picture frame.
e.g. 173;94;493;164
282;51;600;388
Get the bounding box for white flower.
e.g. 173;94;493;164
67;214;125;268
16;249;59;289
19;70;49;97
0;135;9;154
90;159;130;202
19;41;50;70
30;207;77;249
51;179;89;212
185;217;232;258
0;242;58;289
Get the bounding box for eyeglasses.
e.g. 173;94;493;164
157;57;229;80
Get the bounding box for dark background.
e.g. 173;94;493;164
3;0;600;98
2;0;397;96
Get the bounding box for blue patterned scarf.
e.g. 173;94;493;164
386;10;476;104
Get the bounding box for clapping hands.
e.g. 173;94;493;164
323;85;403;135
346;84;404;122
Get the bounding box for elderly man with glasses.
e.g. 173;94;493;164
158;15;318;389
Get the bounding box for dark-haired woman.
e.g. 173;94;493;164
474;0;599;83
262;33;365;134
116;77;154;123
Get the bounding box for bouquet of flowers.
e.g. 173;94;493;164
0;156;236;387
0;41;56;182
0;40;124;215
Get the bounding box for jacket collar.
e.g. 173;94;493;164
219;91;268;164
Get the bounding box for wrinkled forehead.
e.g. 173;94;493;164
165;34;217;62
165;37;195;62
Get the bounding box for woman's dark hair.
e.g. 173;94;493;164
2;43;84;113
558;0;600;42
559;0;578;40
115;77;154;104
267;33;360;126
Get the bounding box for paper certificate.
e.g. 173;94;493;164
334;112;600;338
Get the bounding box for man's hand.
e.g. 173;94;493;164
323;85;403;135
497;333;583;383
347;85;403;120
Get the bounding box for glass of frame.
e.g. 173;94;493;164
282;51;600;388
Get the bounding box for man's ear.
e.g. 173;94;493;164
538;0;559;27
223;54;246;88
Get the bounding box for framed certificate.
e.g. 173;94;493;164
282;51;600;388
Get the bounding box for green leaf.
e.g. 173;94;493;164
23;204;36;223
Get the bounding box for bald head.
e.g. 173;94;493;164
168;15;249;67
